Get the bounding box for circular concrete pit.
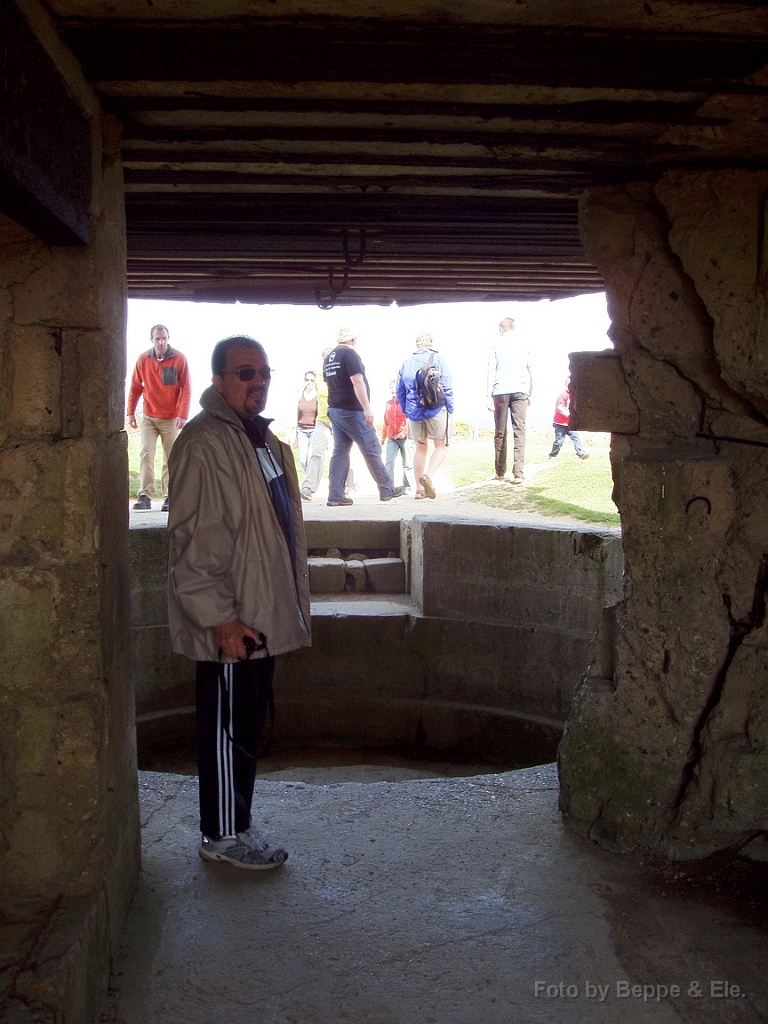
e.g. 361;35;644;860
132;516;623;779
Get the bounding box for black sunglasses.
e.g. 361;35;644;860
224;366;272;382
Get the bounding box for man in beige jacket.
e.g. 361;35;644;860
168;335;311;870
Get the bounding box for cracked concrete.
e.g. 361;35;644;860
672;556;768;817
101;766;768;1024
560;172;768;857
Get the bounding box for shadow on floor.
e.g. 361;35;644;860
101;765;768;1024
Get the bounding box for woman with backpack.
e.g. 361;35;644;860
395;331;454;499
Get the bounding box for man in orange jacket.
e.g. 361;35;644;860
127;324;191;511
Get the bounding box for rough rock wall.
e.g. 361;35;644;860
0;112;140;1019
559;170;768;860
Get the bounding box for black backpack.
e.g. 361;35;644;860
416;352;445;410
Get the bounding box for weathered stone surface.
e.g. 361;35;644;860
411;516;622;631
579;184;739;419
568;351;639;433
618;348;702;440
667;619;768;859
129;521;170;626
0;44;137;1020
0;440;101;562
561;173;768;858
8;325;62;438
9;892;109;1024
412;615;591;724
304;519;401;553
560;456;735;851
657;168;768;413
133;627;195;712
344;558;367;591
364;556;405;594
308;556;346;593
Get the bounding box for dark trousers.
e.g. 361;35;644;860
196;656;274;839
493;393;528;478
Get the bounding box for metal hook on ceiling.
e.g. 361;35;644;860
342;228;367;267
315;265;349;310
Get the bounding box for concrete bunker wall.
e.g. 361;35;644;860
131;516;623;766
559;170;768;861
0;125;139;1024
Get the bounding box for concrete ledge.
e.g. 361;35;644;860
305;519;401;552
311;595;417;616
410;516;622;625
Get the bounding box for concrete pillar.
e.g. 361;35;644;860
560;172;768;861
0;8;139;1018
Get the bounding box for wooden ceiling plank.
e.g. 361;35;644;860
58;20;768;93
106;96;724;125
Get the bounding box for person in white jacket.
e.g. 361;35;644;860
168;335;311;871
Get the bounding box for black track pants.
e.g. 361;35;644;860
195;656;274;839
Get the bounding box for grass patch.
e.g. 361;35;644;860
441;442;496;487
126;425;619;525
443;432;557;487
466;432;620;525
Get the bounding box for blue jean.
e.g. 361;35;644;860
328;408;395;500
549;423;584;457
385;437;415;491
297;427;314;473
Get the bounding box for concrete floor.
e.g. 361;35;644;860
102;764;768;1024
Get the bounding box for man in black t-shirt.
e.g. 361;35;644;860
323;326;404;506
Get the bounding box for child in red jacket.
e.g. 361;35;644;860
381;381;415;492
549;377;589;460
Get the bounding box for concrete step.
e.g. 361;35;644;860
304;518;402;553
308;554;406;594
304;517;410;595
310;593;418;616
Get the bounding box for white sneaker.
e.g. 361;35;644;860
199;830;288;870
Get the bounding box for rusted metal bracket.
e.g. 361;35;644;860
315;265;349;309
342;228;367;267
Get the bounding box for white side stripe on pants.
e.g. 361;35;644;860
216;664;235;837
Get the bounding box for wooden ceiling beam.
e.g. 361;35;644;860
118;126;685;147
58;20;768;92
107;97;726;124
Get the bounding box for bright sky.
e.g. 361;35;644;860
126;292;612;433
